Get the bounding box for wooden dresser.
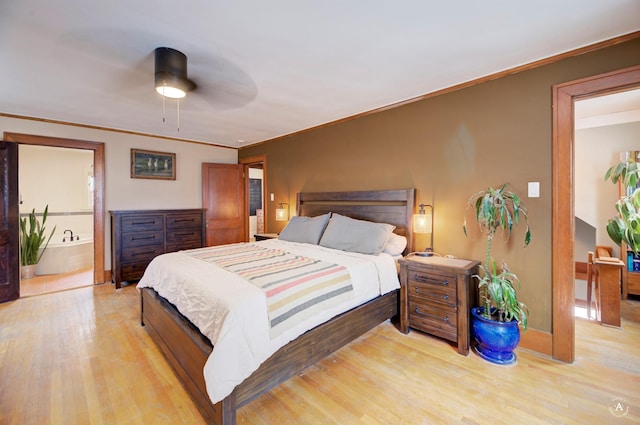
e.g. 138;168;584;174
110;209;206;288
399;255;480;355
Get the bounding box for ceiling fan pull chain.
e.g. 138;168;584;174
162;91;166;123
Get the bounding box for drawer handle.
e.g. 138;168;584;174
132;251;156;257
414;307;450;322
132;221;156;225
413;273;429;283
174;218;195;223
131;235;156;241
175;232;196;237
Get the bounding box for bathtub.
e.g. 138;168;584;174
35;234;94;275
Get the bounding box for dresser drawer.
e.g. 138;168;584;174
121;262;151;282
166;228;202;245
121;214;163;232
409;299;457;341
166;240;202;253
121;230;164;248
121;245;164;264
166;213;202;229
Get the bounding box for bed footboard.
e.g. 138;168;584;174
141;287;399;425
141;288;235;424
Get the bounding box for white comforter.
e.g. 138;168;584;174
137;239;399;403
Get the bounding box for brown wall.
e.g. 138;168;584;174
239;37;640;333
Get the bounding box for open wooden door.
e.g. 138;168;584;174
0;141;19;303
202;163;246;246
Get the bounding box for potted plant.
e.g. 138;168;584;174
463;183;531;365
604;157;640;252
20;205;56;279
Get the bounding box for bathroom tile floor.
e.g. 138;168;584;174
20;267;94;297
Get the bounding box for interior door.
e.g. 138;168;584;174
202;163;246;246
0;141;19;303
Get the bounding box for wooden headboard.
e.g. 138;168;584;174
297;189;416;254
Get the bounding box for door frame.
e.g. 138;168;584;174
4;133;106;285
240;154;267;238
552;64;640;362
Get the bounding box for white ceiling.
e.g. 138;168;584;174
1;1;639;148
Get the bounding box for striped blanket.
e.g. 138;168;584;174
186;244;354;338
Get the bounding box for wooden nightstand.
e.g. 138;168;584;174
398;255;480;355
254;233;278;241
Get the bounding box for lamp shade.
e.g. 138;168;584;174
154;47;195;99
413;211;432;234
275;203;288;221
413;203;434;256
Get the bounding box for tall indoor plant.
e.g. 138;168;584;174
20;205;56;279
463;183;530;364
604;156;640;252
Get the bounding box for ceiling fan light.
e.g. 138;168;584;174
154;47;194;98
155;83;187;99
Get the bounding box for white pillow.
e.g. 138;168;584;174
278;213;330;244
383;233;407;256
319;213;395;255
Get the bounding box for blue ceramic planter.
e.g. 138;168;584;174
471;307;520;365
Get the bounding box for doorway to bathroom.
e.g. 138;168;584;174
4;132;105;298
19;145;94;296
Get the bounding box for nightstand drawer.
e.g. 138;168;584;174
409;299;457;341
408;268;455;288
408;279;456;306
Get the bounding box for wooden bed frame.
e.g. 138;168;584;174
140;189;415;424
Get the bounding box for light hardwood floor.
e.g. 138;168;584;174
0;284;638;424
20;267;93;297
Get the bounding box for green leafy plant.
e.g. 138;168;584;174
605;159;640;252
20;206;56;266
463;183;530;329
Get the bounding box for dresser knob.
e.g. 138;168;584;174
443;294;449;300
443;279;449;286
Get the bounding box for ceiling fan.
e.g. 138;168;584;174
154;47;196;99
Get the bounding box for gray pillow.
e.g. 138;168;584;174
319;213;395;255
278;213;331;244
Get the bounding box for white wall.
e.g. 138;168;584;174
2;115;238;276
19;145;94;238
575;121;640;260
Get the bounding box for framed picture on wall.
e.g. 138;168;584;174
131;149;176;180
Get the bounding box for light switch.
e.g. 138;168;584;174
528;182;540;198
270;193;274;202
